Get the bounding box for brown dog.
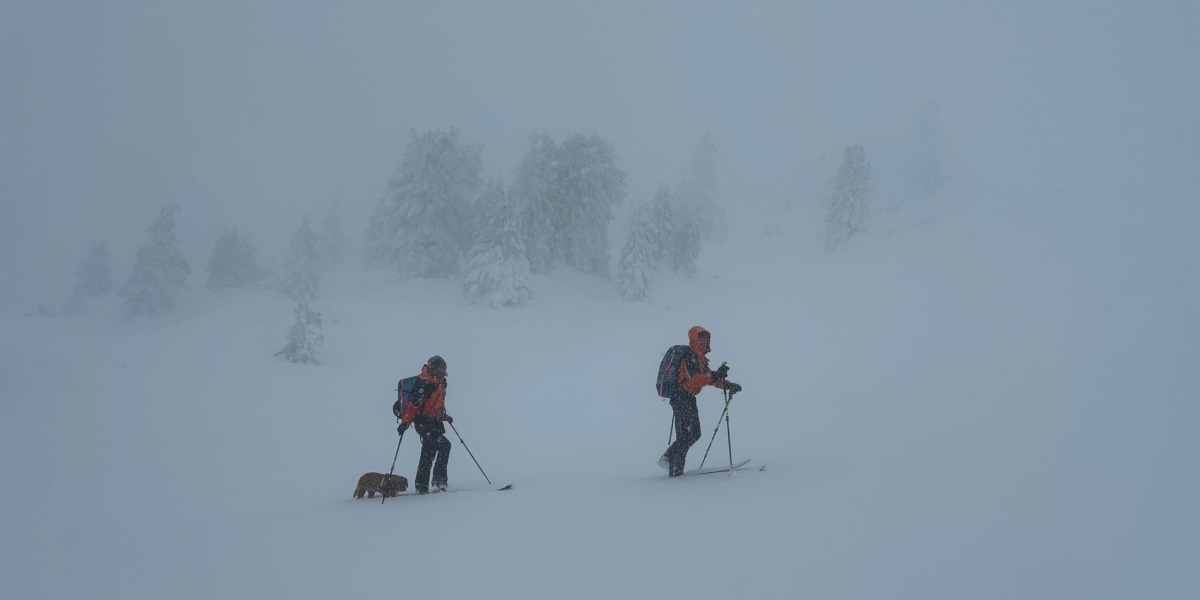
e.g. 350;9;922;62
353;472;409;499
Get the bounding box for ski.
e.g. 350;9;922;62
385;483;513;499
687;459;751;476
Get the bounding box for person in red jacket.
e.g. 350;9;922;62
659;326;742;477
396;355;453;494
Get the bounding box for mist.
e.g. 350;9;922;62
3;1;1193;312
3;2;1199;598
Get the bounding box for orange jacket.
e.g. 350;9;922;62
398;365;447;425
677;325;729;396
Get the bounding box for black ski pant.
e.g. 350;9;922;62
413;418;451;491
665;395;701;477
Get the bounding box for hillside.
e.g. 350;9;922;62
3;188;1195;600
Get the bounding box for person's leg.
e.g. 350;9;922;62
413;421;439;493
665;397;701;477
431;434;451;490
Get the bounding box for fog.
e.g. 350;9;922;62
4;1;1194;312
2;3;1199;598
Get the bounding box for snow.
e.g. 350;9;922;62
3;181;1196;599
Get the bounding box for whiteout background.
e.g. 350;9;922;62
2;2;1197;599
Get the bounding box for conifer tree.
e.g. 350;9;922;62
511;133;560;274
206;229;264;290
319;204;348;269
120;205;191;318
615;202;659;302
64;241;114;312
555;134;626;277
654;185;700;277
462;177;533;307
364;128;483;278
824;145;873;254
677;133;725;241
275;301;324;365
279;214;321;303
907;101;943;200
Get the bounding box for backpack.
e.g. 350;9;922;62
656;344;697;398
391;376;424;419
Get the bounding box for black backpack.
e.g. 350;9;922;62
392;376;424;419
655;344;697;398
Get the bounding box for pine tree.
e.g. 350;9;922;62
510;133;560;274
615;203;660;302
279;214;321;303
907;101;943;200
206;229;264;290
275;301;324;365
462;177;533;307
120;205;191;318
677;133;725;242
655;185;700;277
364;128;483;278
824;145;873;254
64;241;114;312
554;133;626;277
319;204;348;269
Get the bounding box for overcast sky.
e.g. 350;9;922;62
2;0;1196;312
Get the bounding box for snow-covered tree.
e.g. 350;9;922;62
206;229;265;290
279;214;321;303
275;301;323;365
364;128;483;278
654;185;700;277
319;204;348;269
907;101;943;200
120;205;191;318
64;241;114;312
554;133;626;277
462;177;533;307
677;133;725;242
615;203;660;302
510;132;625;277
824;145;873;254
511;133;560;274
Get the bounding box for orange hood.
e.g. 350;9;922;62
688;325;711;356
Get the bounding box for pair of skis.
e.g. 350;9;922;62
386;483;513;499
683;458;763;476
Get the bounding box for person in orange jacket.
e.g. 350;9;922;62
395;355;453;494
659;326;741;477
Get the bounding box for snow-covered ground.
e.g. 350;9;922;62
3;183;1195;599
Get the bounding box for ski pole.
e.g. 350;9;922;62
725;388;734;473
698;388;736;471
447;422;492;485
382;428;404;504
667;412;675;446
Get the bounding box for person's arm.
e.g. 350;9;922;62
679;362;715;395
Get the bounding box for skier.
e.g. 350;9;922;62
396;355;454;494
659;326;742;477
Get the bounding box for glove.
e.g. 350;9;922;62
397;422;409;435
724;381;742;395
713;364;730;379
442;415;454;424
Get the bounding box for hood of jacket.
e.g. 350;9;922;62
688;325;711;357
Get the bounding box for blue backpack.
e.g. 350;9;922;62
391;376;425;419
656;344;697;398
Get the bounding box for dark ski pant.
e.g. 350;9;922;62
413;418;451;492
665;395;701;477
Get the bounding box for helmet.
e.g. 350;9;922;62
426;355;447;370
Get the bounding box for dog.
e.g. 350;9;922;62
353;472;409;499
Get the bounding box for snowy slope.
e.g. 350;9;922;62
2;186;1196;600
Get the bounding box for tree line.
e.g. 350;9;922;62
55;122;916;362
